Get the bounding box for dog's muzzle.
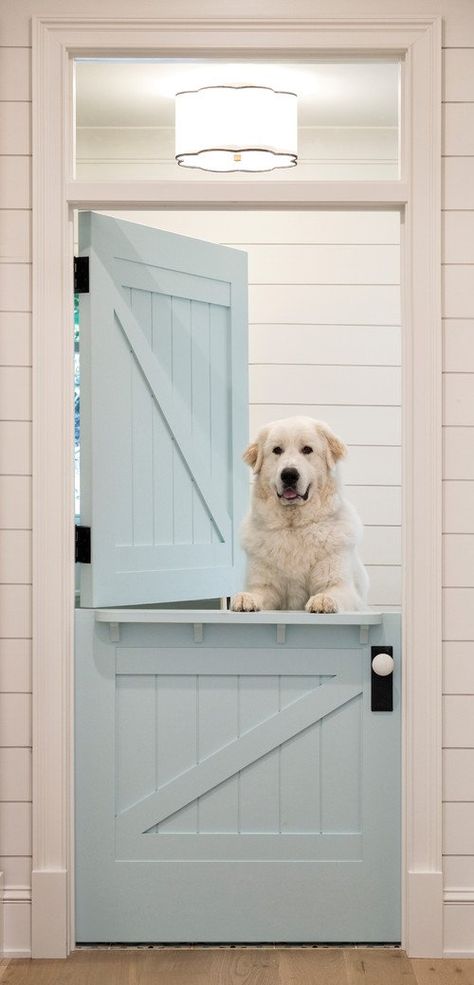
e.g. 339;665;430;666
277;467;310;503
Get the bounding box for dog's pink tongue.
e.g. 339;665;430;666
282;488;298;500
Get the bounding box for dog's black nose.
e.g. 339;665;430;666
281;467;299;487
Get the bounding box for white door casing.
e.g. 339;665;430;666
32;15;442;958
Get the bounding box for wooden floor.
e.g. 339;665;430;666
0;949;473;985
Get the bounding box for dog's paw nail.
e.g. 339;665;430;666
231;592;260;612
305;594;338;614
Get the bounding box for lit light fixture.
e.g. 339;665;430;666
175;85;297;173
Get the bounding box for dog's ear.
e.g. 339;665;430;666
243;431;266;474
315;421;347;469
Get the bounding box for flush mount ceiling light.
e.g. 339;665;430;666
175;85;298;172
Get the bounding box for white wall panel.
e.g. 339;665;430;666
444;321;474;371
249;405;401;445
0;367;31;420
0;422;31;476
444;642;474;695
0;693;31;746
249;284;400;325
0;530;31;584
0;585;31;637
444;903;474;955
0;156;30;208
0;213;31;263
0;476;32;529
365;565;401;606
444;428;474;480
0;263;31;312
443;749;474;801
444;375;474;426
444;857;474;892
444;695;474;746
245;244;399;285
443;266;474;319
0;102;30;155
444;104;474;156
0;857;31;892
0;639;31;693
0;803;31;856
444;48;474;101
0;749;31;801
250;365;400;406
443;214;474;265
444;803;474;854
0;48;30;101
443;158;474;210
361;526;401;565
444;589;474;641
340;446;400;486
250;324;401;367
444;535;474;587
0;313;31;365
3;901;31;957
346;485;401;527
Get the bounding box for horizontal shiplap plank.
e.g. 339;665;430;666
443;749;474;801
347;485;401;527
443;159;474;210
0;857;31;893
0;212;31;263
444;320;474;372
249;324;401;366
0;312;31;364
444;534;474;587
0;156;30;209
443;104;474;157
366;565;401;606
0;102;30;155
444;375;474;427
444;589;474;641
0;748;31;802
0;476;31;529
104;208;401;244
245;244;399;285
444;49;474;102
361;525;401;565
249;285;400;325
0;693;31;746
0;49;31;101
0;803;31;856
0;422;31;475
443;214;474;265
444;428;474;481
340;446;400;486
0;263;31;312
249;405;401;445
0;368;31;420
0;639;31;692
0;530;31;584
444;857;474;892
444;481;474;533
444;695;474;747
444;803;474;855
0;585;31;637
250;365;400;405
443;267;474;319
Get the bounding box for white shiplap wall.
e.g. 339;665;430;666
1;0;474;958
103;209;401;610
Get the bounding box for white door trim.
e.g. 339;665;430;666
32;14;442;958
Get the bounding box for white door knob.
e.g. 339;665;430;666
372;652;394;677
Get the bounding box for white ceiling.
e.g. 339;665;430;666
76;59;399;129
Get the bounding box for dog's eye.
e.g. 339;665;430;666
302;446;313;455
272;446;283;455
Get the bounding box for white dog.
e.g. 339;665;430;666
231;416;368;613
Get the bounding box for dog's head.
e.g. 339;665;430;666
243;416;346;507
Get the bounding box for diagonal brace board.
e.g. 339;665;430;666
116;680;362;835
95;251;232;543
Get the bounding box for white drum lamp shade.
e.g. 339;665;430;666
175;85;298;172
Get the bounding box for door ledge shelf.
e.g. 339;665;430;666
94;609;382;644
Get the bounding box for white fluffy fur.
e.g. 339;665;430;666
231;416;369;613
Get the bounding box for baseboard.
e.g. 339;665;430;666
3;902;31;957
0;872;4;955
31;870;68;958
444;901;474;955
406;871;443;957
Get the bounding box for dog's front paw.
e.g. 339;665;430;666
231;592;261;612
305;593;338;614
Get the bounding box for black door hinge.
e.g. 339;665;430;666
75;525;91;564
74;256;89;293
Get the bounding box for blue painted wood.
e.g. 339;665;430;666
76;612;401;943
78;212;248;607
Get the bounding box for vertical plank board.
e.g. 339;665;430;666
197;675;239;833
320;693;362;833
116;675;156;815
156;674;198;833
106;312;133;545
279;676;321;834
238;676;280;833
210;304;230;533
171;297;193;545
151;293;173;545
191;301;212;544
130;289;154;546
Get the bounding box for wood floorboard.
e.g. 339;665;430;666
1;950;474;985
